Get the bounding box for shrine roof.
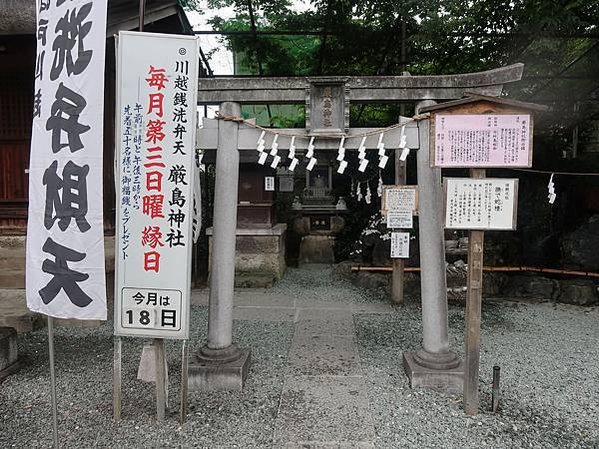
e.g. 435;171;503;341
419;93;550;113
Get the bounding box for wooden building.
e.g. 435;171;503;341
0;0;201;314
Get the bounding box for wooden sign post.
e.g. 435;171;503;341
464;168;485;415
422;94;547;415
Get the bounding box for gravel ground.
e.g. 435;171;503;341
1;266;598;448
356;301;599;449
0;307;295;448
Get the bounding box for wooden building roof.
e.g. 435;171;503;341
0;0;192;36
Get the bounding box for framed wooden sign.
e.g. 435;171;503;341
432;113;532;168
381;185;419;215
422;95;547;169
443;178;518;230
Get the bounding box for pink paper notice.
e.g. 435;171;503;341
434;114;531;167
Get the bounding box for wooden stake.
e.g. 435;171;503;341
154;338;166;422
113;336;122;422
463;168;486;415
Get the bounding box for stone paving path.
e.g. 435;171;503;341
193;266;394;448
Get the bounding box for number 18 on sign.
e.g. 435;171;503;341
114;32;199;339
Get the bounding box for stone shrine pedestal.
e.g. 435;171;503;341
206;224;287;288
0;327;20;381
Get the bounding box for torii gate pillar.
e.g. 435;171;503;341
188;102;251;391
403;100;463;392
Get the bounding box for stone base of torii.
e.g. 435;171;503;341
186;66;524;392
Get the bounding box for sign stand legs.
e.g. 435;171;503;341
47;316;59;449
113;336;122;422
180;340;189;424
154;338;167;421
463;168;486;415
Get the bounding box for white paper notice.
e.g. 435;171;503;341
444;178;518;230
264;176;275;191
391;232;410;258
384;186;417;213
387;210;413;229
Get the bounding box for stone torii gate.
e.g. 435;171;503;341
187;64;524;392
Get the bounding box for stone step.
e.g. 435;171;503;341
0;313;43;334
0;251;26;271
0;270;25;289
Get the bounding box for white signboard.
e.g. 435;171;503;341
26;0;108;320
114;32;199;339
433;114;532;168
265;176;275;191
444;178;518;230
391;232;410;259
382;185;418;213
387;210;413;229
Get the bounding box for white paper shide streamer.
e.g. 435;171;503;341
399;125;410;161
270;134;281;168
337;136;347;174
358;136;369;172
257;130;267;165
548;173;556;204
377;132;388;169
306;136;317;171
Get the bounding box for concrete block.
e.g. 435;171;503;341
188;349;251;391
403;351;464;394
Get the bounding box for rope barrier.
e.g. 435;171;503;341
213;111;428;140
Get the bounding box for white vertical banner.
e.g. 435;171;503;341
26;0;108;320
114;31;199;339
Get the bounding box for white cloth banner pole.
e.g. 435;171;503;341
26;0;108;320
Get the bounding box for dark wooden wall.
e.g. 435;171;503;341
0;35;117;235
0;36;34;233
